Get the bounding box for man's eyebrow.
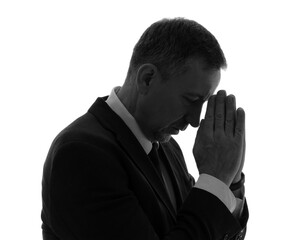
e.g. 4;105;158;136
183;92;213;104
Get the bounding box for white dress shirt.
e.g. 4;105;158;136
105;87;238;213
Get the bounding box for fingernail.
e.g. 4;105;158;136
227;96;233;103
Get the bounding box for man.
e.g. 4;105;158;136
41;18;248;239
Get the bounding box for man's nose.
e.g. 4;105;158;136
185;112;200;128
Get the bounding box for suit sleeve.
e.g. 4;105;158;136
48;141;246;240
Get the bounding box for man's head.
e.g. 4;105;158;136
119;18;226;142
127;18;226;82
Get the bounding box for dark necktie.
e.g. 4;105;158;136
148;142;177;211
148;142;162;176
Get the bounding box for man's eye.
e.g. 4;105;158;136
183;96;200;104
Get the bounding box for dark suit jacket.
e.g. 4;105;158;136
41;97;248;240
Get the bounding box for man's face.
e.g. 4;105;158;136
135;59;221;142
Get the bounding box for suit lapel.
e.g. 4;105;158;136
88;97;176;220
116;133;177;219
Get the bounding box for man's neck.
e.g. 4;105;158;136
117;85;139;118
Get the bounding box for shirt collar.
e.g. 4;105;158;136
105;87;153;154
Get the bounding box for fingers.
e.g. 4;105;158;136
195;119;204;141
214;90;226;135
235;108;245;141
202;90;244;140
225;94;236;137
203;95;215;137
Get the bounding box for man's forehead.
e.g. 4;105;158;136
166;59;220;100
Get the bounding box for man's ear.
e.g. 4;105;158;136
136;64;159;95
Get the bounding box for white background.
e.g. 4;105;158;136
1;0;290;239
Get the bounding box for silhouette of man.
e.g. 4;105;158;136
42;18;248;240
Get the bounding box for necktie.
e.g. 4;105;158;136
148;142;177;210
148;142;162;176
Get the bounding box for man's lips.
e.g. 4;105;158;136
170;127;180;134
180;124;189;131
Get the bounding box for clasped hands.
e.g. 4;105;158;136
193;90;246;187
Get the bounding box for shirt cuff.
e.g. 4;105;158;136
233;197;244;217
194;174;236;213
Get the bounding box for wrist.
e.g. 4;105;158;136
198;169;232;187
230;172;245;191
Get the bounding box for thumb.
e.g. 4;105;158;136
196;119;205;138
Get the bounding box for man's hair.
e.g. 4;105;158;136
127;17;227;81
